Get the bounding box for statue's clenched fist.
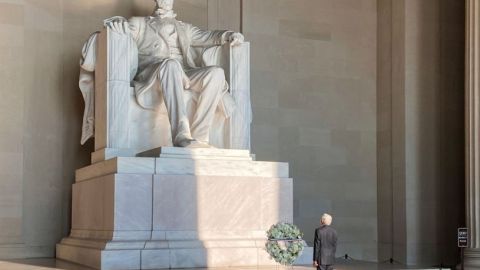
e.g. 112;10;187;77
225;32;245;46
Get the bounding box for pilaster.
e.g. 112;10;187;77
465;0;480;268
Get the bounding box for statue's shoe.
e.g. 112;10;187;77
173;138;195;148
186;141;215;149
174;138;214;148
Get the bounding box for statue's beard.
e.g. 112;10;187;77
153;7;177;18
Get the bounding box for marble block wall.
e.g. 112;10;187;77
242;0;378;261
0;0;69;258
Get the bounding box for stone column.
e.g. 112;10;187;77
465;0;480;268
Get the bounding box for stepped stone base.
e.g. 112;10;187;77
57;147;309;270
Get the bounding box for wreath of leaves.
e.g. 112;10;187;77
265;222;306;265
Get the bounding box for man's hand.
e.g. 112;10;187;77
227;32;244;46
313;261;319;267
104;16;130;35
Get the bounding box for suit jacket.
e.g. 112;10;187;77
128;16;232;109
129;16;231;71
313;225;337;265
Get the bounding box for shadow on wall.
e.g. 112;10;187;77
410;0;465;266
435;0;465;266
377;0;465;266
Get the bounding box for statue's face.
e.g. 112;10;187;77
155;0;174;10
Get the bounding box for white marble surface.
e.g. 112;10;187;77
150;230;266;241
227;34;252;150
155;158;288;177
76;155;288;181
71;174;152;234
57;242;311;269
91;148;137;164
153;175;292;232
60;148;297;269
113;174;152;231
75;157;155;182
102;250;140;270
69;229;151;241
71;175;112;232
59;164;294;268
99;31;135;150
138;146;252;160
141;249;170;269
81;15;251;151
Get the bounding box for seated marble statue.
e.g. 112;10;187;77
105;0;244;148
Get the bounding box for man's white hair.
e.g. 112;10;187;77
321;213;333;226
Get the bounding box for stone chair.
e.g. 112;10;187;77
79;26;252;162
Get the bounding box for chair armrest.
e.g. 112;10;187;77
228;42;252;150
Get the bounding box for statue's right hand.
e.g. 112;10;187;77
104;16;130;35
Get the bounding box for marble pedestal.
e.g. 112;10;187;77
57;147;309;270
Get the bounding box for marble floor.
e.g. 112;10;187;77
0;259;450;270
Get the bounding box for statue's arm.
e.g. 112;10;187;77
190;24;244;47
127;17;143;41
190;25;230;47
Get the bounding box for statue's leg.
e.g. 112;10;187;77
157;59;193;146
186;66;225;143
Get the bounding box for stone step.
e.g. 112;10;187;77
155;158;288;177
57;243;287;270
92;147;254;163
60;237;269;250
76;156;288;182
138;147;252;160
76;157;156;182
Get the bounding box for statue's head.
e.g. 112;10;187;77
154;0;174;11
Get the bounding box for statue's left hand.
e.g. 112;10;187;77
104;16;130;35
228;32;244;46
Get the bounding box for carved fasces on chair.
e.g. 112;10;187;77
227;43;252;150
94;28;138;150
80;27;251;159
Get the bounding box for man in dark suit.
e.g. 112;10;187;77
313;213;338;270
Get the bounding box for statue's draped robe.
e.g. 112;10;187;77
79;32;99;145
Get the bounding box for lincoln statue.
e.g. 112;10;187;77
105;0;245;148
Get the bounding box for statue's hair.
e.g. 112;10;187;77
321;213;333;226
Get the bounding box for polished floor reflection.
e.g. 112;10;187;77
0;259;449;270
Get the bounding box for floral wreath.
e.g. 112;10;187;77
265;222;306;265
